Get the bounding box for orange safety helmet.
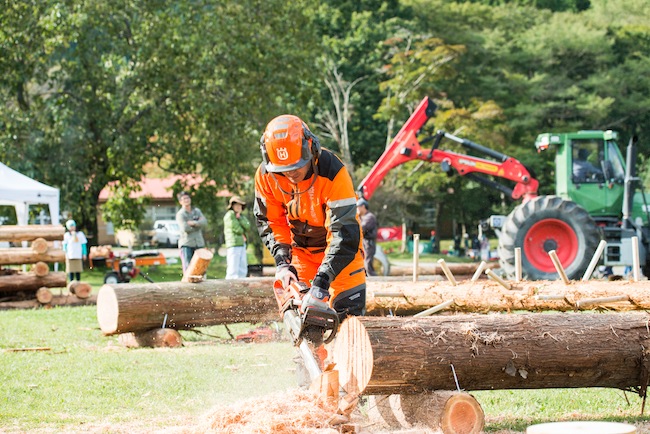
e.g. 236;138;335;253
260;115;321;173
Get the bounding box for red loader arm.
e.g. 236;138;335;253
357;96;539;202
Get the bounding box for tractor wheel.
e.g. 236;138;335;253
498;195;600;280
104;272;121;284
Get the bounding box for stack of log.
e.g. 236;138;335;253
0;224;93;309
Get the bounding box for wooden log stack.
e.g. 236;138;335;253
0;224;89;306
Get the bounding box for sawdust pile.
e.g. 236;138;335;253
189;389;341;434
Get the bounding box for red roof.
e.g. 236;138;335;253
98;175;230;201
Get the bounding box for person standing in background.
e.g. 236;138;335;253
223;195;251;279
356;198;378;276
62;219;87;282
176;191;208;272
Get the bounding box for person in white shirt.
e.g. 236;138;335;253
62;219;87;281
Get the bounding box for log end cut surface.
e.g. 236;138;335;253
332;316;374;395
96;285;119;335
441;393;485;434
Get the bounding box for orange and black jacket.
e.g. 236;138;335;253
254;148;362;282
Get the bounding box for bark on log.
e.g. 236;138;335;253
31;238;49;254
35;287;53;304
118;329;183;348
95;277;650;335
31;261;50;277
181;248;213;282
259;262;497;278
0;248;65;265
0;272;67;293
96;277;279;335
365;278;650;315
67;281;92;299
330;313;650;396
0;225;65;242
0;294;97;310
367;392;485;434
389;261;499;277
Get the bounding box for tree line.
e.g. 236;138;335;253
1;0;649;242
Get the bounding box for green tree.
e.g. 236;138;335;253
0;0;320;241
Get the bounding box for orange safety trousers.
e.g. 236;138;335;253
291;246;366;304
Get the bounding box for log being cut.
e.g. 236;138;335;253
330;312;650;396
97;277;650;335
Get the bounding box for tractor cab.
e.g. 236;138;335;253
535;130;626;219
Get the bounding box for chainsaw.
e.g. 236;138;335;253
272;280;339;381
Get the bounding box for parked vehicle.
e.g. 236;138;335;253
152;220;180;247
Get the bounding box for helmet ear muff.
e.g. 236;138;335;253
303;126;321;161
260;135;270;165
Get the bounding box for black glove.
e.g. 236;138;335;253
310;273;330;301
300;273;331;314
273;244;292;267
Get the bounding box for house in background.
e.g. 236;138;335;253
97;175;230;246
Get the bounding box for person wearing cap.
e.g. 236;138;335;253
254;114;366;323
62;219;87;282
176;191;208;272
223;195;251;279
356;198;378;276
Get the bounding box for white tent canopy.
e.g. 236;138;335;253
0;162;60;226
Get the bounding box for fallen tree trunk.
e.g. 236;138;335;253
388;261;498;277
259;262;496;278
0;272;67;293
330;312;650;396
0;248;65;265
96;278;279;335
365;278;650;315
0;225;65;242
96;277;650;334
0;294;97;310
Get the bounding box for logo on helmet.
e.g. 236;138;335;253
276;147;289;161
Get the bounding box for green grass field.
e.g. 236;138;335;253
1;247;650;432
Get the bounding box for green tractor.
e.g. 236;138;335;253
498;130;650;280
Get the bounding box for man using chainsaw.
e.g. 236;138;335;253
254;114;367;325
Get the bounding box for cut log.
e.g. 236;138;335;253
0;248;65;265
35;287;53;304
30;261;50;277
0;294;97;310
0;272;67;293
31;238;49;254
0;225;65;242
181;248;213;282
95;277;650;335
365;278;650;315
118;329;183;348
367;391;484;434
389;261;499;277
96;277;279;335
330;313;650;396
67;281;92;299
